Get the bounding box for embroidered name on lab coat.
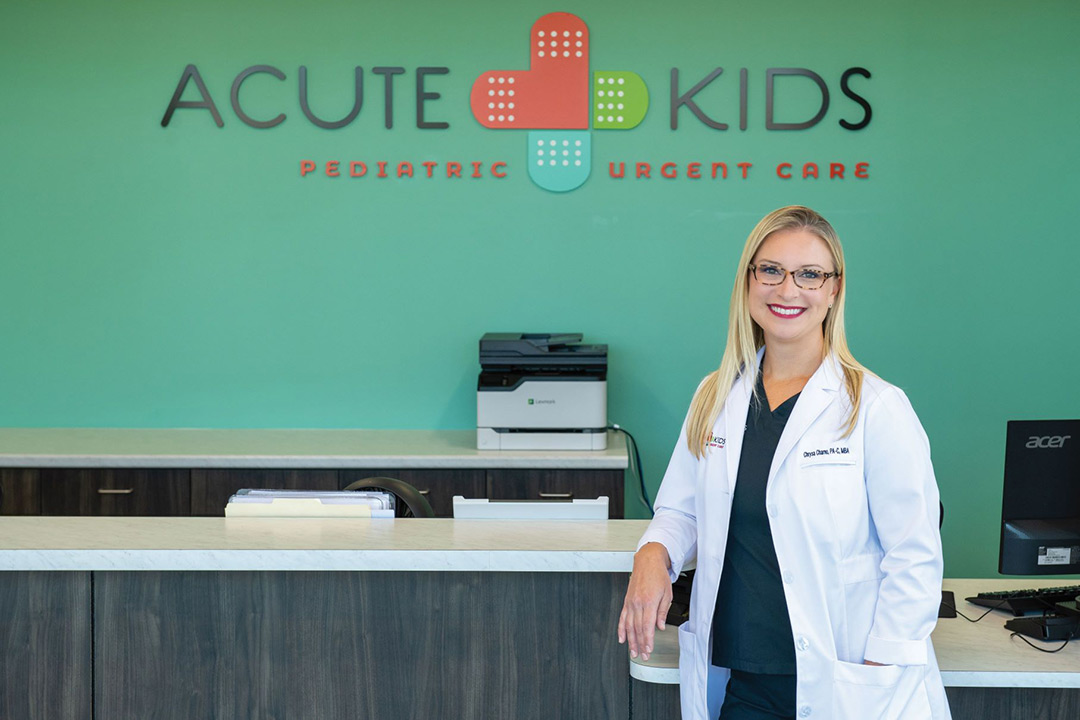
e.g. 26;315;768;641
803;446;850;458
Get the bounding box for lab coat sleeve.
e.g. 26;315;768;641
637;417;699;582
862;385;944;666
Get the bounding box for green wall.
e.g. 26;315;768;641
2;0;1078;578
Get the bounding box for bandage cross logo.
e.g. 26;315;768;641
470;12;648;192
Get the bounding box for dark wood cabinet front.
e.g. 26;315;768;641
94;570;628;720
0;469;40;515
487;469;625;518
190;469;339;516
40;469;190;516
339;469;486;518
0;572;91;720
21;466;624;517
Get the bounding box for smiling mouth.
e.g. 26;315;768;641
768;305;806;318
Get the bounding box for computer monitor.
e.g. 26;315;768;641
999;420;1080;575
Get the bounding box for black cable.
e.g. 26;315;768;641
609;424;652;515
943;598;1077;651
622;426;650;514
943;594;1073;623
1009;633;1071;653
940;598;1008;623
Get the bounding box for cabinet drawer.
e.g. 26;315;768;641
1;469;41;515
487;469;625;518
190;469;340;516
339;469;485;518
40;469;190;516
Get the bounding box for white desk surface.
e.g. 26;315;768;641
0;428;628;469
934;578;1079;687
630;578;1080;688
0;517;649;572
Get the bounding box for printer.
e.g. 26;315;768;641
477;333;608;450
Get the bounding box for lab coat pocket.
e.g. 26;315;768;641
677;623;698;677
798;454;863;543
677;623;701;715
832;661;931;720
798;455;859;489
839;553;884;661
799;453;857;468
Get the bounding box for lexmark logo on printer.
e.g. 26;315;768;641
529;398;556;405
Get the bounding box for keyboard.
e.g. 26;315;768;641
966;585;1080;616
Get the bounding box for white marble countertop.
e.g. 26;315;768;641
5;518;1078;688
933;578;1080;687
0;517;648;572
629;578;1080;688
0;428;628;469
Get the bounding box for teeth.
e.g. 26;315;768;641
771;306;804;316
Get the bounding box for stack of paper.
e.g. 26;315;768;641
224;489;395;518
452;496;609;520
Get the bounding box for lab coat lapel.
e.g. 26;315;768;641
723;349;763;494
768;355;844;483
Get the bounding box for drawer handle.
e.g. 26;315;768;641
539;492;573;499
418;489;430;496
98;488;134;495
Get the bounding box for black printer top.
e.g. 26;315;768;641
479;333;607;368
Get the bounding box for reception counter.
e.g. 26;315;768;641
2;518;1078;720
0;516;641;572
0;517;642;720
630;579;1080;719
0;428;630;518
0;428;630;469
0;427;630;518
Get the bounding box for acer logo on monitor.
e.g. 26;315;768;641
1026;435;1071;449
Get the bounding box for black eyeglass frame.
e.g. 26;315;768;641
747;263;841;290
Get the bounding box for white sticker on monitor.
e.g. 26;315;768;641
1037;546;1072;565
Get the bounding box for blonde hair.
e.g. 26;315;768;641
686;205;870;457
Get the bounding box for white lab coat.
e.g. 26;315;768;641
638;351;951;720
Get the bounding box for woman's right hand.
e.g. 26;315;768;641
618;542;674;661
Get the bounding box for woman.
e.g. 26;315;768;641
618;206;950;720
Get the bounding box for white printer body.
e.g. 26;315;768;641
477;333;608;451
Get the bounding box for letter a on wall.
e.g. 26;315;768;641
470;12;648;193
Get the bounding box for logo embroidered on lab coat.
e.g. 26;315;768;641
706;432;725;449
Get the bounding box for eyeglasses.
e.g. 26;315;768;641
748;263;840;290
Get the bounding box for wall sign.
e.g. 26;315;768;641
161;12;872;192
